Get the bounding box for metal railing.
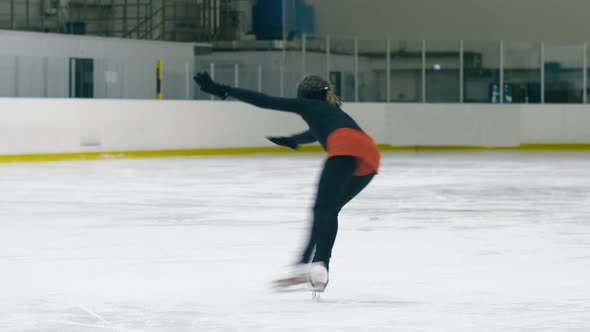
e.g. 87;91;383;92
1;36;589;103
205;37;589;104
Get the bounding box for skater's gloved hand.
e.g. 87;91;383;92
267;136;299;150
194;72;230;100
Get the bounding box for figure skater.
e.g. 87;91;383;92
194;72;380;292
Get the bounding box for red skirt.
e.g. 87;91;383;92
326;128;381;176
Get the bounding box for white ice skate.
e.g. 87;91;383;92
309;262;329;293
272;262;329;300
308;262;329;301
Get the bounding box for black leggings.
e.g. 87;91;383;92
300;156;374;269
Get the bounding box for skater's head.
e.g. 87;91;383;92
297;75;342;107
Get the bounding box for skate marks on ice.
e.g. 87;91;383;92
311;297;419;307
269;287;419;307
2;153;590;330
0;299;214;332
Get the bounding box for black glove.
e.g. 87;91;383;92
194;72;230;100
267;136;299;150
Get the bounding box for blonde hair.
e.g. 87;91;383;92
297;75;342;108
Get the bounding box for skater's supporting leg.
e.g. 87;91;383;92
300;156;356;265
300;214;322;263
311;215;338;266
312;172;374;267
340;173;375;207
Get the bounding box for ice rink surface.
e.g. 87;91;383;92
1;152;590;331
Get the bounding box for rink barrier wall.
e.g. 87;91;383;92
0;145;398;163
1;99;590;163
3;144;590;164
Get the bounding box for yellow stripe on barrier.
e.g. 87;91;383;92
519;143;590;151
1;144;589;164
380;144;590;151
0;146;321;163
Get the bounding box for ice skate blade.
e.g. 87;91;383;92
271;281;326;294
310;282;326;293
272;276;308;287
312;291;323;302
271;284;309;293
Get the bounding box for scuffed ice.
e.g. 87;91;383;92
1;152;589;331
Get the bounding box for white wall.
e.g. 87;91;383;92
0;30;204;99
344;103;389;144
1;99;590;157
387;104;521;147
0;99;311;154
520;105;590;143
0;99;386;155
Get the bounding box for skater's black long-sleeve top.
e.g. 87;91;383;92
227;87;363;150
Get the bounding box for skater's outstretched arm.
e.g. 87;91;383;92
194;72;314;114
267;130;317;150
227;88;314;114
